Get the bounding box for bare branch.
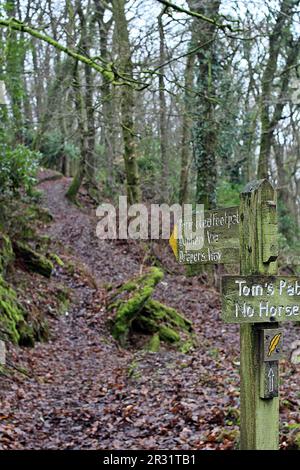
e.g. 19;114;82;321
155;0;243;32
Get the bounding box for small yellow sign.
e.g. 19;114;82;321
268;333;281;357
169;225;178;259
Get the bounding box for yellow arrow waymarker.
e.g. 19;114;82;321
169;225;178;259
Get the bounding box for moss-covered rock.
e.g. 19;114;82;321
24;205;54;224
159;325;180;343
134;299;192;345
108;268;194;351
0;233;14;275
109;267;164;345
143;299;192;332
0;275;34;345
0;199;53;243
0;201;54;347
13;241;53;278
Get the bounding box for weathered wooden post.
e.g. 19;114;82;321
239;179;279;450
170;182;300;449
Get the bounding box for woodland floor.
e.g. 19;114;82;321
0;172;299;450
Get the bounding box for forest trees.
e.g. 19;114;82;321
0;0;299;250
258;0;300;180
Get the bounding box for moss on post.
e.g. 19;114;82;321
239;179;279;450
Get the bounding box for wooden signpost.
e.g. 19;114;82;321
169;206;240;265
222;276;300;323
230;179;281;450
170;178;300;450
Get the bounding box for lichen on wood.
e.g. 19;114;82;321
107;267;194;351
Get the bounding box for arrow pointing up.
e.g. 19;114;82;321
268;367;275;392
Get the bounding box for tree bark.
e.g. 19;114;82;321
158;9;168;201
94;0;115;193
112;0;141;204
179;42;196;205
76;0;99;200
257;0;300;178
191;0;221;209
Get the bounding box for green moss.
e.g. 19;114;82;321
159;325;180;343
127;359;141;380
135;314;158;332
35;235;51;252
0;275;34;345
0;233;14;275
145;299;192;332
31;318;49;343
24;205;53;223
109;267;194;351
48;253;64;267
14;241;53;278
65;260;76;275
65;169;84;203
179;338;195;354
115;268;163;297
111;286;154;344
117;281;138;293
110;268;164;345
55;286;70;315
145;333;160;352
10;217;36;240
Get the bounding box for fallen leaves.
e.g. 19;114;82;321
0;174;299;450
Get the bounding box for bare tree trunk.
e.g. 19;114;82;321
191;0;221;209
31;39;44;125
66;60;87;202
94;0;115;194
257;0;300;178
76;0;99;200
112;0;141;204
158;9;168;201
5;0;25;142
179;46;195;205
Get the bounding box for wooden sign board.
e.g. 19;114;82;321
169;206;240;265
222;275;300;323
